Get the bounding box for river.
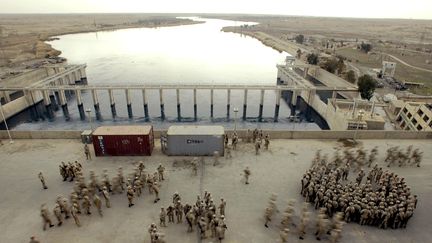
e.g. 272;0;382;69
14;17;320;130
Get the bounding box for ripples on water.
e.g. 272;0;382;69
15;18;320;130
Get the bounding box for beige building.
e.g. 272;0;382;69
394;101;432;131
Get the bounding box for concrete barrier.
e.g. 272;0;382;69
1;130;431;140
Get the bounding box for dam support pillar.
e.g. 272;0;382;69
176;89;181;121
142;89;149;121
108;89;116;118
80;68;88;84
159;89;165;120
59;90;70;121
92;89;102;121
258;90;264;122
210;89;214;119
274;90;281;122
291;90;298;116
76;90;85;121
242;89;248;120
49;91;59;111
126;89;133;119
226;89;231;120
43;90;54;121
193;89;197;121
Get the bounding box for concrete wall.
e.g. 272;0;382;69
1;130;431;140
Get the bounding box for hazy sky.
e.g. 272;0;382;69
1;0;431;19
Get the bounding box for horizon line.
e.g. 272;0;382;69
0;12;431;21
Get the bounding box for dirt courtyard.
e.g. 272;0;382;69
0;138;431;243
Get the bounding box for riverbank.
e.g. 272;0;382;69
0;14;203;69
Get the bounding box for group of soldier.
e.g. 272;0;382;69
40;160;167;231
224;129;270;156
385;145;423;167
149;190;228;242
298;146;418;242
262;194;344;243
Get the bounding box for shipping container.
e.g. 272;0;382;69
166;125;224;156
92;126;154;156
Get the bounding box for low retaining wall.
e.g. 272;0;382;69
1;130;431;140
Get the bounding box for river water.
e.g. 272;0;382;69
15;18;320;130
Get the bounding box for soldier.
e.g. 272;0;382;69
38;172;48;189
224;134;229;148
218;198;226;216
232;133;238;150
127;186;135;207
198;217;207;239
82;195;91;215
356;169;365;185
160;207;167;227
264;206;274;228
173;192;181;205
59;162;67;181
167;205;175;223
252;128;258;143
280;228;289;243
175;201;184;223
53;203;63;226
157;163;165;181
191;157;198;176
315;208;329;241
40;204;54;230
152;182;160;203
225;146;232;159
264;134;270;150
134;177;142;197
186;209;195;232
412;149;423;167
84;143;91;160
101;186;111;208
70;203;81;227
243;167;251;184
93;194;103;216
367;146;378;167
56;195;70;219
298;203;310;240
29;236;40;243
255;140;261;155
213;151;220;166
117;166;125;192
216;216;228;241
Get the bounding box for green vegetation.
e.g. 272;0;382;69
295;34;305;44
358;75;376;100
345;70;356;84
306;53;319;65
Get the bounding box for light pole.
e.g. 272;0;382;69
233;107;239;133
0;102;13;143
86;108;93;131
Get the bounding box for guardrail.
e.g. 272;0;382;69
1;130;431;140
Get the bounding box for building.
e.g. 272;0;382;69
395;101;432;131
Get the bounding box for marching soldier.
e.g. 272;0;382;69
82;195;91;215
218;198;226;216
71;203;81;227
157;163;165;181
101;186;111;208
167;205;175;223
160;207;167;227
243;167;251;185
84;143;91;160
264;134;270;150
38;172;48;189
53;203;63;226
93;194;103;216
40;204;54;230
255;140;261;155
232;133;238;150
127;186;135;207
280;228;289;243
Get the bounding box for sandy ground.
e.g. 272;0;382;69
0;138;431;243
0;14;201;67
216;14;432;94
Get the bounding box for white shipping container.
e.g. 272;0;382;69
166;125;225;156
